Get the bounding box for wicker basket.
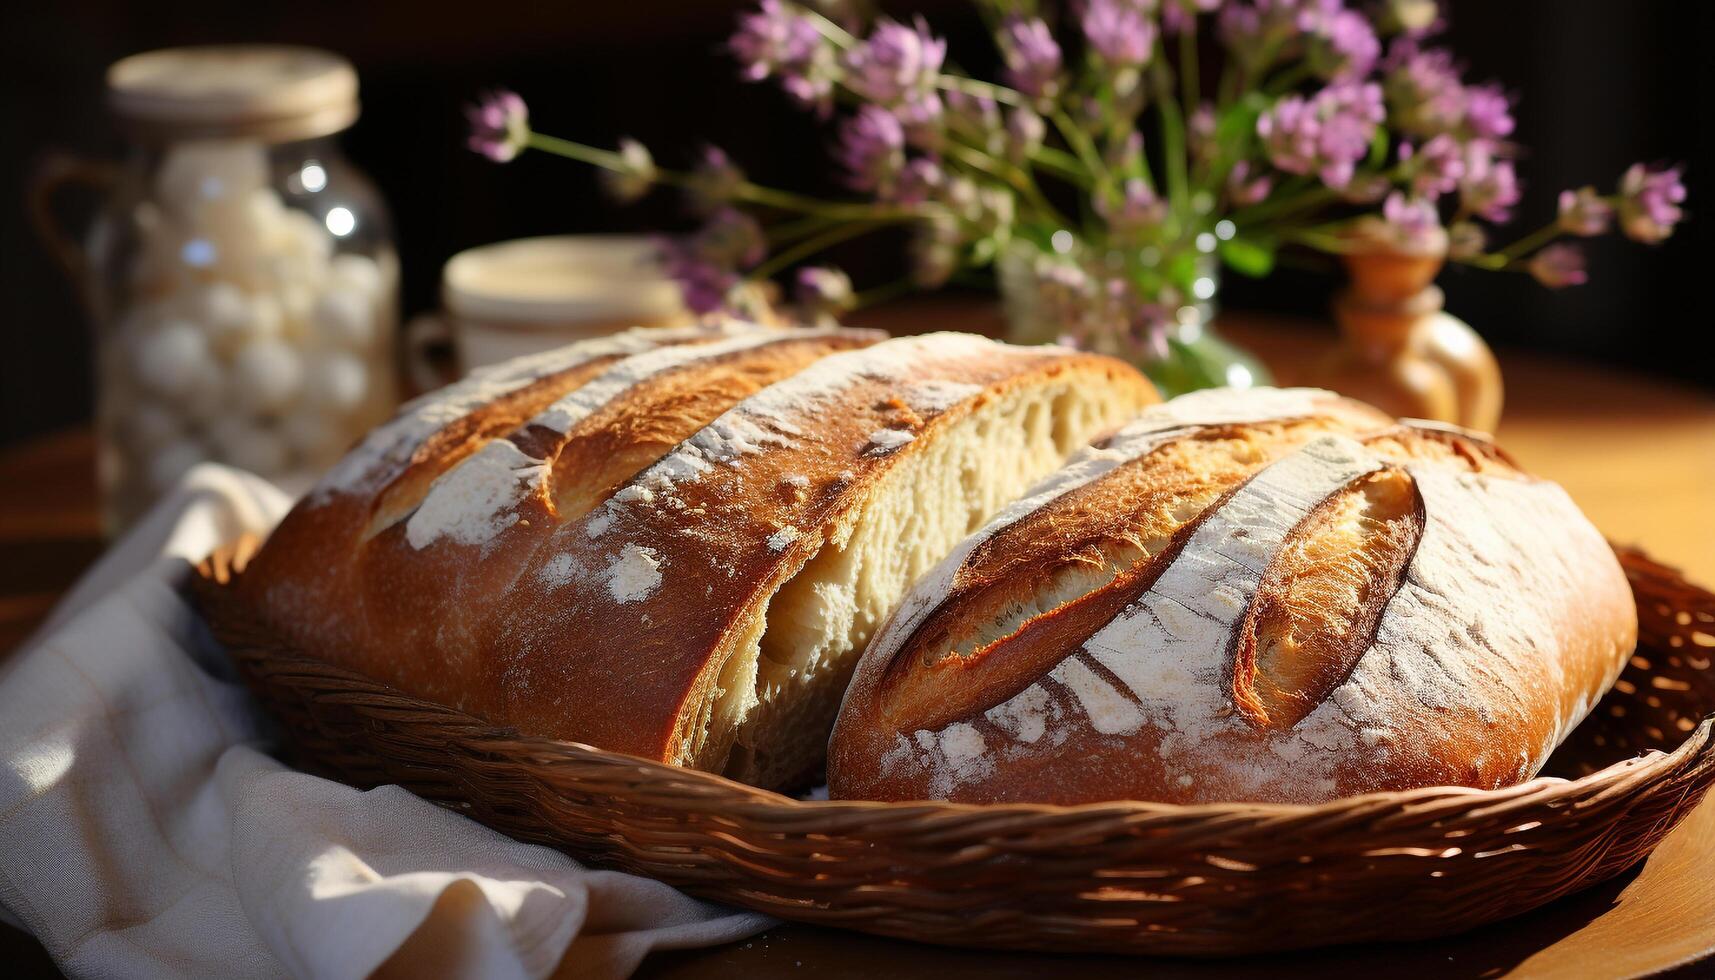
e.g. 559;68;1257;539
192;542;1715;956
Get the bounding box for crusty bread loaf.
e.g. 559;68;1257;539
827;387;1638;805
239;322;1157;789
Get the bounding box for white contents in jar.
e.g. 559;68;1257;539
231;337;305;413
208;417;292;475
134;321;215;399
188;281;283;353
107;137;396;493
155;141;269;220
125;400;184;451
303;351;369;414
312;288;375;349
147;438;208;491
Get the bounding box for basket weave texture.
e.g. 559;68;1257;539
193;543;1715;956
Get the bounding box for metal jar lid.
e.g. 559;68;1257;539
107;45;359;143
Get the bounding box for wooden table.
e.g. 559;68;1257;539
3;308;1712;978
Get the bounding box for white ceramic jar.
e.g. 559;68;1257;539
409;236;692;379
77;45;399;532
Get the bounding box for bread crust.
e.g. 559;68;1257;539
828;388;1638;805
239;325;1158;779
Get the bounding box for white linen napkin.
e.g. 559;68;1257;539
0;464;772;979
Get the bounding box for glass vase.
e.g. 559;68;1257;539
996;240;1269;398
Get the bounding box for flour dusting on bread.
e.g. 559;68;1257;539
829;388;1637;805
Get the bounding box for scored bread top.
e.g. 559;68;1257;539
240;322;1158;772
828;388;1639;805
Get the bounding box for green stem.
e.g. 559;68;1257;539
1180;25;1201;123
1150;58;1191;221
797;6;858;48
526;131;928;222
526;132;625;170
1278;227;1356;254
935;74;1028;108
1050;109;1109;185
945;141;1071;228
852;277;918;310
1263;63;1313;96
1029;146;1094;188
1495;223;1562;261
745;220;888;282
764;214;837;245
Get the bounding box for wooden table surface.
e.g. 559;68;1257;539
2;306;1712;978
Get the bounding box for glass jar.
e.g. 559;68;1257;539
72;46;399;533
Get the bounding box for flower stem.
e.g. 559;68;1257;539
526;131;929;222
852;276;918;310
797;5;857;48
1263;63;1313;96
526;132;625;170
745;219;888;282
935;74;1028;108
1180;25;1201;122
1150;58;1191;223
944;141;1073;229
1049;109;1109;185
1029;146;1094;188
1495;223;1562;261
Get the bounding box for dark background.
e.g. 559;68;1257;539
2;0;1709;449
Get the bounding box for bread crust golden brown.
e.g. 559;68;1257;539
828;388;1638;805
239;323;1158;788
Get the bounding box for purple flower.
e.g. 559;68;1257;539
1463;84;1515;141
1448;220;1486;259
695;207;767;268
1217;2;1270;68
1162;0;1221;36
466;90;529;162
895;92;946;151
688;145;745;212
1402;133;1465;198
1557;186;1613;237
657;236;739;315
657;207;770;315
600;138;657;203
1109;131;1146;175
910;215;963;288
1190;102;1218;162
1458;143;1520;222
1383;192;1442;250
1527;242;1587;289
1383;40;1466;137
837;105;906;193
730;1;836;112
1082;0;1158;69
794;265;855;321
999;16;1063;100
895;156;945;205
1617;163;1687;244
842;17;947;106
1256;81;1385;189
1006;106;1047;162
1376;0;1443;37
944;90;1004;154
1226;161;1273;206
1306;7;1381;80
1340;173;1393;204
1096;178;1169;233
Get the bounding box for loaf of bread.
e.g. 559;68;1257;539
828;388;1638;805
239;322;1157;789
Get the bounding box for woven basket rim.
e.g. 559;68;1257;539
201;541;1715;822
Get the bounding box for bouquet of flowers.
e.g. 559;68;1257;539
468;0;1686;393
